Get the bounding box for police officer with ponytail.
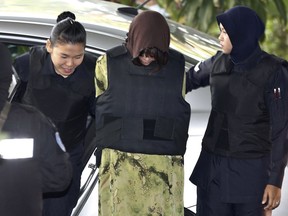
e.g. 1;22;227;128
13;13;96;216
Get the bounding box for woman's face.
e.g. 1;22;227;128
138;54;155;66
46;40;85;77
218;23;233;54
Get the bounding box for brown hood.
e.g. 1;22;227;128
126;10;170;58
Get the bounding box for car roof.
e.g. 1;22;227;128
0;0;220;67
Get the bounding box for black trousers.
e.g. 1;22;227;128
0;159;42;216
191;150;269;216
43;143;83;216
196;186;264;216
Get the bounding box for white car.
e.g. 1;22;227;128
6;0;277;216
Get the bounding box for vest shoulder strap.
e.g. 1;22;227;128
107;44;127;58
29;46;46;76
168;48;183;60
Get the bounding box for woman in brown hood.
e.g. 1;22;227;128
95;10;191;215
126;10;170;67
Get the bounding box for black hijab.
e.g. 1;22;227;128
216;6;265;64
0;43;13;112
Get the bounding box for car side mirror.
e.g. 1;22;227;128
117;0;151;16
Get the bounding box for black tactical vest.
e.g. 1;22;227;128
203;52;282;158
95;45;191;156
23;46;95;149
0;103;42;216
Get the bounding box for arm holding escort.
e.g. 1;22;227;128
94;54;108;167
84;52;97;118
186;52;220;93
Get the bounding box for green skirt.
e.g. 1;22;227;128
98;148;184;216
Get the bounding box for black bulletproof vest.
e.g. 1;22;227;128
23;46;95;149
203;52;281;158
0;103;42;216
95;45;191;156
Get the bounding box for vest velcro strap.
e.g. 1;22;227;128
97;116;176;148
122;118;143;139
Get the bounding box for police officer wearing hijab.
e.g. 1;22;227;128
0;43;72;216
186;6;288;216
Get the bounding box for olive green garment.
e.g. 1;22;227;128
98;148;185;216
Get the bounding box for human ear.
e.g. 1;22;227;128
46;39;52;53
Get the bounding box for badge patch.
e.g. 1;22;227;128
55;132;66;152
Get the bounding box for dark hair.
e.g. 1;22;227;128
57;11;76;23
132;47;168;72
50;17;86;47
